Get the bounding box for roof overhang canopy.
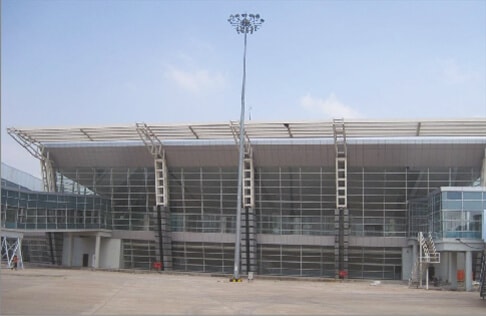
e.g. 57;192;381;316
7;119;486;169
8;119;486;144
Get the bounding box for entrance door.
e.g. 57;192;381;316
82;253;89;267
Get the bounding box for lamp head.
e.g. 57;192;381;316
228;13;264;34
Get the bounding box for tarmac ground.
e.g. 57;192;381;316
1;267;485;315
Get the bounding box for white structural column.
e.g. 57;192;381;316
66;233;73;267
402;247;413;281
94;233;101;269
411;242;418;284
465;251;473;291
449;252;458;289
481;148;486;186
412;242;417;267
439;251;449;283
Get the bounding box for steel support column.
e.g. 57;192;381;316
333;119;349;279
240;150;256;275
466;251;473;291
136;123;172;270
480;148;486;186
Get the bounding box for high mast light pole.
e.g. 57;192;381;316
228;13;264;282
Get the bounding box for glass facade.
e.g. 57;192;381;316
1;137;484;279
255;167;335;236
165;165;480;278
122;239;157;270
409;188;485;240
436;189;485;239
348;247;402;280
172;242;234;273
257;244;334;277
2;164;482;278
58;168;156;231
1;182;111;230
168;167;238;234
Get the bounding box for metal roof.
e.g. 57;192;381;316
7;119;486;145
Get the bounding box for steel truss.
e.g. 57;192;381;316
1;232;24;270
7;128;56;192
135;123;172;270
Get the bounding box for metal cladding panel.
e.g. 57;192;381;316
252;144;335;167
164;144;336;167
44;141;486;170
46;146;153;168
164;145;238;167
347;143;486;167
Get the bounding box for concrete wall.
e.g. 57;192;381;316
437;253;449;282
402;247;413;281
435;251;471;284
62;236;121;269
62;236;96;267
457;252;465;270
99;238;121;269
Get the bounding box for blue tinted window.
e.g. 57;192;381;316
463;192;482;200
446;191;462;200
442;200;462;210
463;200;483;211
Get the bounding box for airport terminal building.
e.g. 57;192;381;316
2;119;486;289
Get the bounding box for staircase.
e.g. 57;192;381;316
409;232;440;288
424;232;440;264
409;261;421;288
47;232;63;265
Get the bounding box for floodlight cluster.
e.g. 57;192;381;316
228;13;264;34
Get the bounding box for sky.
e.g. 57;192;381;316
1;0;486;178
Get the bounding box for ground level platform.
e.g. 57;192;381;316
1;266;485;315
